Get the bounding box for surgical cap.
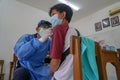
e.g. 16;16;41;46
38;20;52;28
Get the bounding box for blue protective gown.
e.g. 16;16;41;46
14;34;51;80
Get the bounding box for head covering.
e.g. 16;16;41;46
38;20;52;28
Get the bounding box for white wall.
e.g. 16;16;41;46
73;2;120;49
73;2;120;36
73;2;120;80
0;0;49;79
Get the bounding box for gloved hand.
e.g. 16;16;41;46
39;28;52;42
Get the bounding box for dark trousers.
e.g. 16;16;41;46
13;61;30;80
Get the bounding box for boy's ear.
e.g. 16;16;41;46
61;11;66;19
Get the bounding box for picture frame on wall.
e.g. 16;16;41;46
95;22;102;31
111;16;120;27
102;17;110;28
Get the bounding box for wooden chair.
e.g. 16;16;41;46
0;60;4;80
9;54;17;80
117;49;120;61
70;35;120;80
8;53;51;79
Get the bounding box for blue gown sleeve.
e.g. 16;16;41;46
14;34;43;60
48;39;51;51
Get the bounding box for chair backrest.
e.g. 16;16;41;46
9;54;18;80
70;35;82;80
117;48;120;61
13;54;17;64
0;60;4;74
70;35;120;80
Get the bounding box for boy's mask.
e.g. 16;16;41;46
50;14;62;28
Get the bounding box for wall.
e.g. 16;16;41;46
73;2;120;37
73;2;120;80
0;0;49;79
73;2;120;51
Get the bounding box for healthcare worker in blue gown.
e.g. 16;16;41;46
13;20;52;80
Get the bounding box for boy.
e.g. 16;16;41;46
49;3;78;80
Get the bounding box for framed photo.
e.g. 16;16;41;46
102;17;110;28
111;16;120;27
95;22;102;31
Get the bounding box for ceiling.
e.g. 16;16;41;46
17;0;119;22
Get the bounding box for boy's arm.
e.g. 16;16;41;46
49;58;61;75
49;27;64;75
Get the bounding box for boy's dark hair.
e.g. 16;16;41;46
49;3;73;23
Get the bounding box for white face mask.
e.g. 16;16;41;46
38;28;45;36
50;14;62;28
